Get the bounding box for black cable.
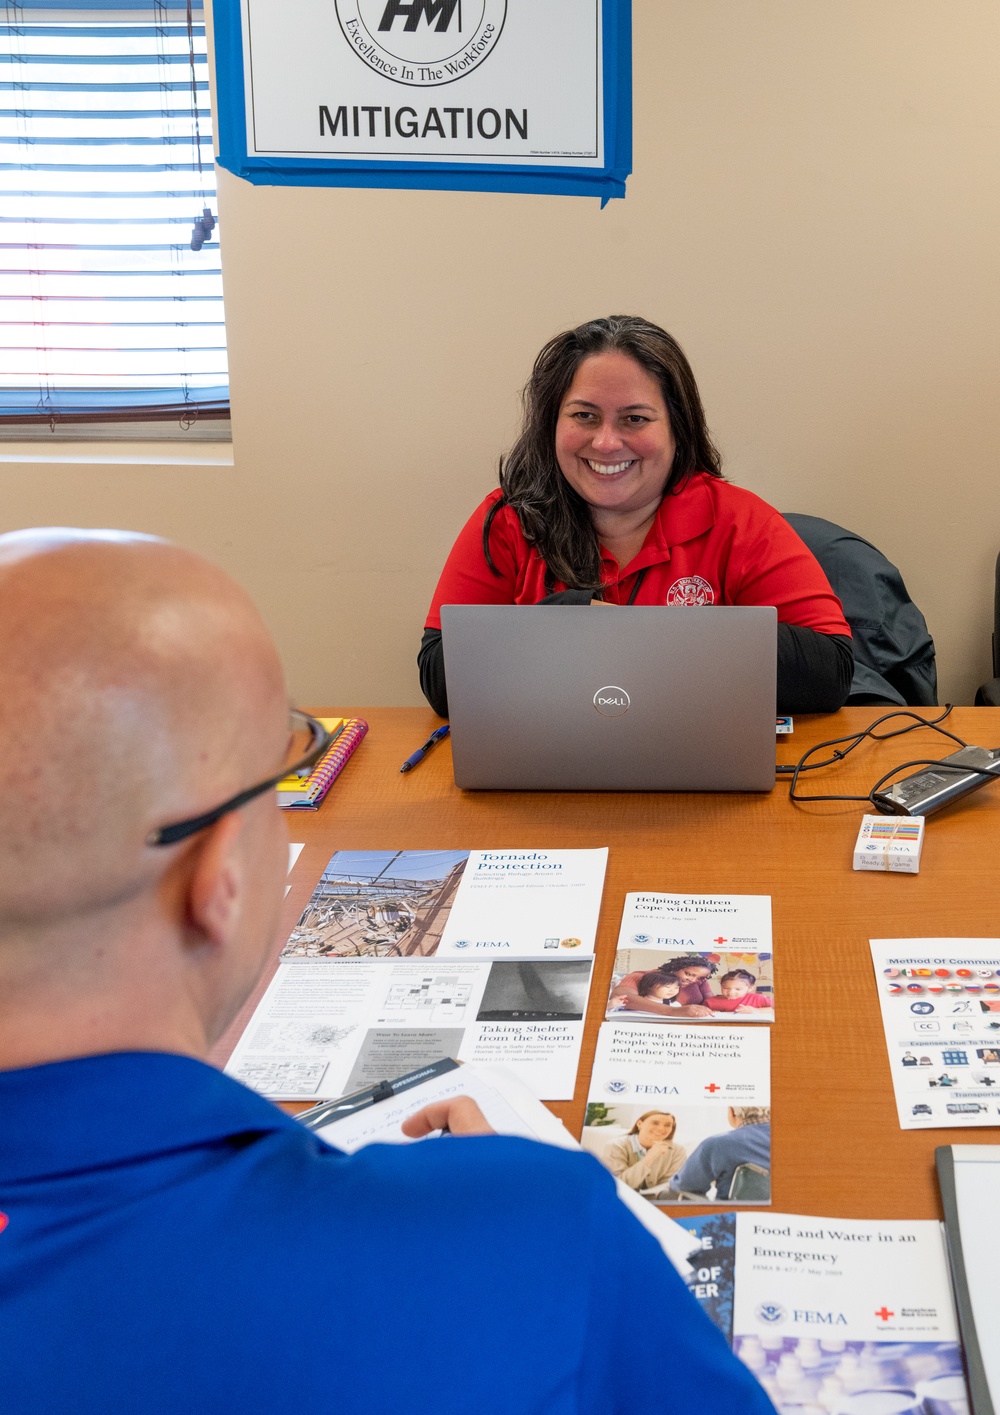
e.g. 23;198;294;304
779;705;974;805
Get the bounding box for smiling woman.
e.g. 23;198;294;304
418;314;854;717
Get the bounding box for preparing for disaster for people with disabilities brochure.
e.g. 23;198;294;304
682;1212;968;1415
607;893;774;1021
869;938;1000;1130
226;848;608;1101
582;1020;771;1205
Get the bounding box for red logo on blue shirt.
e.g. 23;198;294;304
0;1212;8;1234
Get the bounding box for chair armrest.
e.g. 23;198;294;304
975;679;1000;707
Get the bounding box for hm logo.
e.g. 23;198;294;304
378;0;461;32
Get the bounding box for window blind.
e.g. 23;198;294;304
0;0;228;430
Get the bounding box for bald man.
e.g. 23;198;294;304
0;530;775;1415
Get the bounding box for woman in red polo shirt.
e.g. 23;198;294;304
419;315;852;717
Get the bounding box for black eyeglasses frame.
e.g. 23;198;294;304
146;709;334;848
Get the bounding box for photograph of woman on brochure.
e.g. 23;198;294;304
606;949;774;1021
582;1103;771;1206
282;850;469;959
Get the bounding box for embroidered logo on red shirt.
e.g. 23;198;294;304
666;575;715;606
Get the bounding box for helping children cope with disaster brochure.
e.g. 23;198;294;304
681;1212;967;1415
581;1021;771;1205
870;937;1000;1130
607;893;773;1022
226;848;607;1102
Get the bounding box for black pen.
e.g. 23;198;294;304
400;724;450;773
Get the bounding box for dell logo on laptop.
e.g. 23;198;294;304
593;686;630;717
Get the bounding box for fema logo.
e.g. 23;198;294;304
454;939;470;950
335;0;507;87
666;575;715;606
755;1303;786;1325
606;1080;629;1095
631;933;651;945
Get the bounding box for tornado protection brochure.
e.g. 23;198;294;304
225;848;606;1101
580;1021;771;1205
869;937;1000;1129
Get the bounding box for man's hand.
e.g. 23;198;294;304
401;1097;496;1138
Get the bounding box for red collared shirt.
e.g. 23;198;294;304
425;473;851;637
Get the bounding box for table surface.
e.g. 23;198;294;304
213;705;1000;1220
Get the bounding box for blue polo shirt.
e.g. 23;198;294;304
0;1052;775;1414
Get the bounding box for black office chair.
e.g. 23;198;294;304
728;1162;771;1203
975;552;1000;706
784;513;937;707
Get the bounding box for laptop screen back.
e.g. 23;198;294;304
441;604;777;792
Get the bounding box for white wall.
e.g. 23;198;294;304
2;1;997;705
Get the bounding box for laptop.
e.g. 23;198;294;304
440;604;777;792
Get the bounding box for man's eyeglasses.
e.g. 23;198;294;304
147;709;334;848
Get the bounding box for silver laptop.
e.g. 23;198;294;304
441;604;777;792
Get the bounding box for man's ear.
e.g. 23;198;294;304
185;811;246;950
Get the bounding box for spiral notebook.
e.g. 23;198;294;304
277;716;368;810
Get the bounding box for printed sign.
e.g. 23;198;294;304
213;0;631;199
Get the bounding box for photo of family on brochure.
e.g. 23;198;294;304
582;1101;771;1205
606;948;774;1022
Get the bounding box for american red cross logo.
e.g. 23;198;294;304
705;1083;721;1093
713;937;727;946
874;1307;894;1321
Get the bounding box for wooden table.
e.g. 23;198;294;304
215;705;1000;1220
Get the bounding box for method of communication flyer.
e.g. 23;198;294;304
870;937;1000;1129
607;893;773;1022
581;1021;771;1205
280;848;608;959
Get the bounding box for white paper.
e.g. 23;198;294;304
285;842;304;895
242;0;604;168
949;1147;1000;1407
436;848;607;957
870;938;1000;1129
581;1021;771;1205
733;1213;965;1414
226;954;593;1101
608;893;773;1022
312;1060;698;1278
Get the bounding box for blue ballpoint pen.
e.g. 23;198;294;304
400;724;450;773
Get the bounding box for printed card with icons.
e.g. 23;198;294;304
580;1021;771;1205
870;938;1000;1129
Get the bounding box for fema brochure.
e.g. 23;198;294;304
681;1213;966;1414
581;1021;771;1205
869;938;1000;1129
608;893;773;1022
280;849;607;959
226;953;594;1101
733;1214;965;1413
227;848;607;1102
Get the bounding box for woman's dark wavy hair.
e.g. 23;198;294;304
483;316;723;592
